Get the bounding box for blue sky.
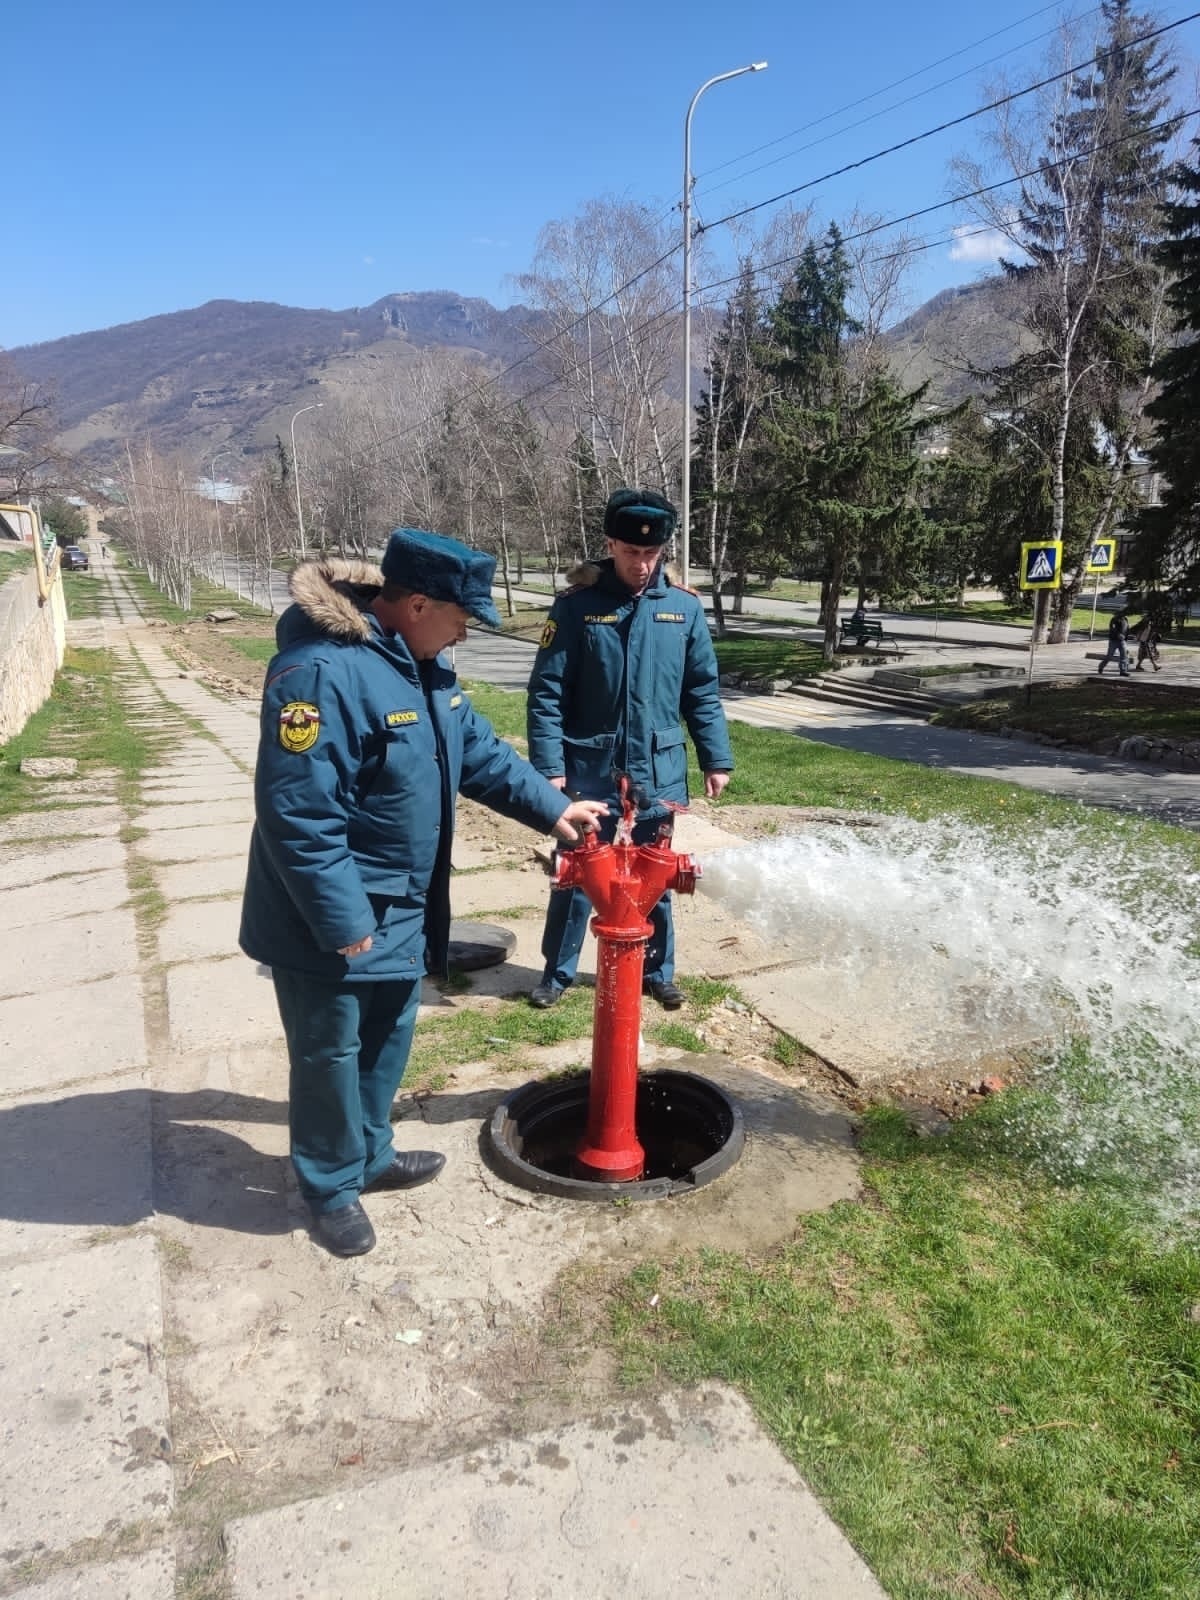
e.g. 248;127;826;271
6;0;1198;349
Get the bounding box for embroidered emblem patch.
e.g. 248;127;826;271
655;612;685;622
449;693;463;708
539;620;557;649
584;613;619;624
385;710;419;726
278;702;320;754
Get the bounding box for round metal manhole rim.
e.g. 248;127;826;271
486;1068;746;1202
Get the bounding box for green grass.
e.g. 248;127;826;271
61;570;106;618
454;680;1200;862
0;648;167;816
905;598;1034;627
227;635;277;664
0;545;34;577
461;680;527;740
493;602;553;641
713;577;823;603
936;679;1200;748
713;633;826;681
610;1108;1200;1600
405;975;739;1090
405;986;598;1089
118;561;270;623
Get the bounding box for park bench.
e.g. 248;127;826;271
839;617;888;648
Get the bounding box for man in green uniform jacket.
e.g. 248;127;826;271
241;528;605;1257
526;489;733;1011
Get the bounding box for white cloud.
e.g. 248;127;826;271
471;236;509;249
949;225;1009;264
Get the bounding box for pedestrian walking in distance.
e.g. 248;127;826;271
240;529;607;1258
1098;608;1131;676
526;487;733;1013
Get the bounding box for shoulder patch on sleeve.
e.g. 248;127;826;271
539;620;557;649
449;693;463;708
278;702;320;754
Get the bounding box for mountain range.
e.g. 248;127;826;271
7;279;1019;478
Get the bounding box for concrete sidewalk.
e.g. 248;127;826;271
0;569;888;1598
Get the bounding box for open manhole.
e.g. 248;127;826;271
486;1069;745;1201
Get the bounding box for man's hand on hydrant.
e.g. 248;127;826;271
553;800;608;842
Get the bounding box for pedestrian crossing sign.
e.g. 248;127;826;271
1020;540;1063;590
1085;540;1117;574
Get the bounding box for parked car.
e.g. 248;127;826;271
62;545;89;571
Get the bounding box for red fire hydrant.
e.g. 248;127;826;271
552;783;701;1181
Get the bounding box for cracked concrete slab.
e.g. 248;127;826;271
167;1050;858;1470
0;837;126;892
0;908;139;1000
0;868;129;932
9;1550;175;1600
0;1073;153;1259
1;808;122;841
449;863;545;916
158;897;242;964
224;1384;886;1600
0;1236;173;1575
158;855;247;901
135;799;254;832
165;957;279;1052
140;776;249;801
0;975;147;1095
140;821;253;862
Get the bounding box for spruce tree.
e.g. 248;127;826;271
1136;136;1200;600
754;226;929;660
983;0;1174;639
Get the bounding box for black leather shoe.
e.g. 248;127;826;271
529;982;565;1009
645;979;685;1011
363;1150;446;1192
313;1201;376;1257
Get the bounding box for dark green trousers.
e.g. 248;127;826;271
272;969;420;1214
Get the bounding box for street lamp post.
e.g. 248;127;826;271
209;449;234;593
680;61;767;589
289;402;324;558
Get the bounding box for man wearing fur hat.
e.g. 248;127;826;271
526;488;733;1012
241;528;606;1257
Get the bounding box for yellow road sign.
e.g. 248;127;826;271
1020;540;1063;590
1085;540;1117;575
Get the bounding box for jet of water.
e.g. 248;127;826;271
699;818;1200;1221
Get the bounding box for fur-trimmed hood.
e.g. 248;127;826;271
282;558;384;645
564;557;682;592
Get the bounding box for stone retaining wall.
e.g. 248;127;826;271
0;567;67;743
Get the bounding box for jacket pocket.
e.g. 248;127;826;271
364;872;412;910
563;731;617;798
651;725;688;799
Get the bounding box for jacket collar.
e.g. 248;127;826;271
565;556;672;600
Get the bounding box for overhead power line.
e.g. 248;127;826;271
692;105;1200;305
109;20;1200;495
696;10;1200;237
696;3;1105;199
